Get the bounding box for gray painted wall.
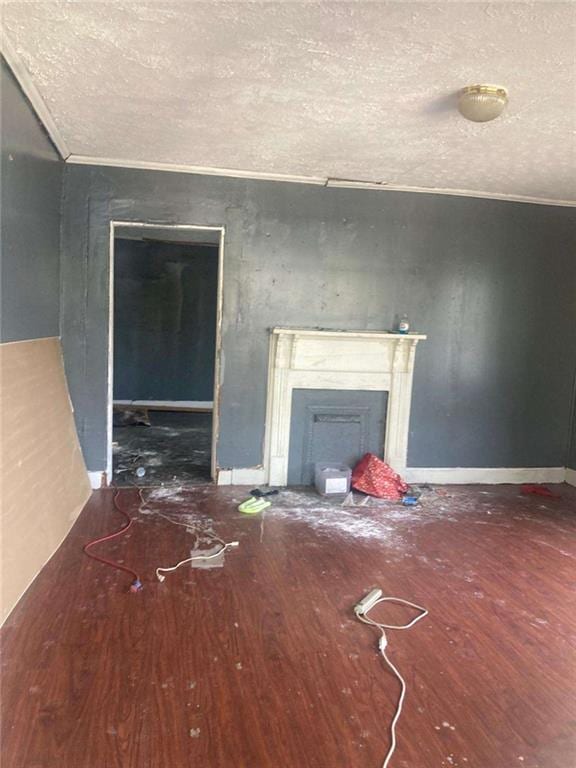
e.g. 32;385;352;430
60;164;576;473
568;374;576;471
113;239;218;401
1;59;63;342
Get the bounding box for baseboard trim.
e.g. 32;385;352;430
218;466;567;486
217;468;266;486
114;399;213;411
92;466;572;489
88;471;107;489
403;467;566;485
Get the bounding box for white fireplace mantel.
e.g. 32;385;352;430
263;327;427;486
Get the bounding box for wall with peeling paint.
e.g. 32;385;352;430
113;239;218;401
60;164;576;474
1;59;63;342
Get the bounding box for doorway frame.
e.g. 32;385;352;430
107;221;225;483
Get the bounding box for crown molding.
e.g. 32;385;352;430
0;30;70;159
325;178;576;208
66;154;326;186
66;154;576;207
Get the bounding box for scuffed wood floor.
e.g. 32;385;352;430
1;483;575;768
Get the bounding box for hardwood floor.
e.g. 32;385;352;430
2;483;575;768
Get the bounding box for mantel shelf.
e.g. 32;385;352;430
272;327;427;341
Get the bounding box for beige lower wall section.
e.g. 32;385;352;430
1;337;91;623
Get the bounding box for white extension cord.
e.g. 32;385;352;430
155;541;240;582
137;489;240;583
354;589;428;768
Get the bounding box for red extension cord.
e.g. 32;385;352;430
83;490;143;592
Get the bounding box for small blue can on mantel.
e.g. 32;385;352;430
396;314;410;334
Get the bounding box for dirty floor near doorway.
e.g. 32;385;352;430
2;484;575;767
113;411;212;486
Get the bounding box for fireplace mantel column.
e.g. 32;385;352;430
268;332;296;485
385;337;421;475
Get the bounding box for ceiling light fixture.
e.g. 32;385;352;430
458;84;508;122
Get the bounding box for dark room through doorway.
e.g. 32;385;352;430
110;225;222;486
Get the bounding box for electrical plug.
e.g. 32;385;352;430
130;579;143;593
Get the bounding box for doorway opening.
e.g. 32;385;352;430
108;223;223;486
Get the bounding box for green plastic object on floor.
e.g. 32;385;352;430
238;496;271;515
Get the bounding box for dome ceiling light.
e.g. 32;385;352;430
458;85;509;122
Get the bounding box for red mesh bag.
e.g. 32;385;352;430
351;453;408;500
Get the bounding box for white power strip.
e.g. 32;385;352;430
156;541;240;582
354;590;428;768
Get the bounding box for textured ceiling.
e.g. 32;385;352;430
2;1;575;202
